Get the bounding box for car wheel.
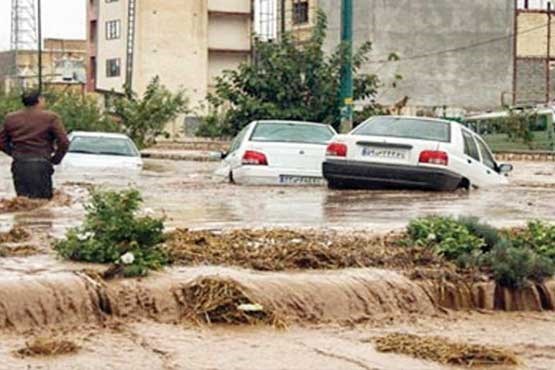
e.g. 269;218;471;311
458;178;470;190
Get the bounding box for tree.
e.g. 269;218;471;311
1;89;116;133
112;77;189;148
199;11;396;136
46;90;119;133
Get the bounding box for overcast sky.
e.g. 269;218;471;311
0;0;86;51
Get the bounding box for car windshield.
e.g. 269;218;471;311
353;117;451;142
250;122;334;144
69;136;139;157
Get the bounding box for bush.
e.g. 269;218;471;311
406;216;485;260
406;216;555;288
483;239;554;289
457;216;501;251
55;189;167;277
511;220;555;262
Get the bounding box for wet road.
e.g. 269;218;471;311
1;157;555;232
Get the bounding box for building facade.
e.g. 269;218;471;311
87;0;253;136
0;38;87;93
280;0;516;116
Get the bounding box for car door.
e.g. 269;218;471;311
226;123;252;171
458;128;488;187
475;135;507;185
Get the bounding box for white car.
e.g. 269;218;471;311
62;131;143;171
217;120;336;185
323;116;513;191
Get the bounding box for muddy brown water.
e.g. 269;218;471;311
1;157;555;233
2;157;555;369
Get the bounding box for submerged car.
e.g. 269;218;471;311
62;131;143;171
217;120;336;185
323;116;513;191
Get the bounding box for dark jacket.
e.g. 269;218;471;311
0;108;70;164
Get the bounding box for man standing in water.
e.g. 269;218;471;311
0;91;69;199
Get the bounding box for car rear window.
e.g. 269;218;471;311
250;122;334;144
69;136;139;157
353;117;451;142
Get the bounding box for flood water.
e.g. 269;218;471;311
1;157;555;233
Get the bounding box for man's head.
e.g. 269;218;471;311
21;90;45;109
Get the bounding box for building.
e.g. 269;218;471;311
280;0;517;117
87;0;253;136
0;38;87;93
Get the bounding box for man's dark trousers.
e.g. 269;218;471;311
11;157;54;199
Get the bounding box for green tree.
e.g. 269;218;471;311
199;11;396;136
45;90;119;133
112;77;189;148
0;91;23;124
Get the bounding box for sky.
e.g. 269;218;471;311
0;0;86;51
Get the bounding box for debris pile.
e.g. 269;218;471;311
176;277;285;327
17;336;80;357
0;197;46;214
374;333;519;367
165;229;448;272
0;191;71;214
0;226;31;244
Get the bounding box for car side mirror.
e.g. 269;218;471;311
220;151;229;159
498;163;513;175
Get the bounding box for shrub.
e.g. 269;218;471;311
483;239;554;289
511;220;555;262
406;216;485;260
55;189;167;277
457;216;501;251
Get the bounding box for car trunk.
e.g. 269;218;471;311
248;142;327;170
343;135;441;166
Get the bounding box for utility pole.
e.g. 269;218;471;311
339;0;353;133
37;0;42;91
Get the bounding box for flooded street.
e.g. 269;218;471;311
2;157;554;232
2;157;555;370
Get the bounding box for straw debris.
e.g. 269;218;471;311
0;191;71;214
374;333;519;367
17;336;80;357
0;226;31;244
176;277;285;327
164;229;448;272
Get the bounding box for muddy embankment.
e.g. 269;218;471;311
0;266;554;332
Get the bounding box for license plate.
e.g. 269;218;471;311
279;175;324;185
361;147;407;160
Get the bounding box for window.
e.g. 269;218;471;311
293;1;309;25
250;122;335;144
354;117;451;142
106;20;121;40
476;138;497;170
106;58;121;77
517;0;551;10
462;130;480;161
69;136;139;157
230;125;250;152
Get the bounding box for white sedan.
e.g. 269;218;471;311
323;116;513;191
217;120;336;185
62;131;143;171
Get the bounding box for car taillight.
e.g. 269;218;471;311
419;150;448;166
326;143;348;157
242;150;268;165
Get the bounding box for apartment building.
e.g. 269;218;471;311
0;38;87;93
279;0;515;116
87;0;252;135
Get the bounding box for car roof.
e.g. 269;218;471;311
70;131;131;139
255;120;331;127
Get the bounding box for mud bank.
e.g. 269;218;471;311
1;266;554;333
420;280;555;311
0;267;435;332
